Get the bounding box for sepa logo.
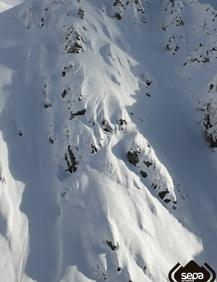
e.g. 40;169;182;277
168;260;216;282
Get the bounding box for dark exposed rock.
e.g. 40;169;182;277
65;145;78;173
144;160;152;167
159;190;169;200
0;176;6;184
61;89;67;98
140;170;147;178
18;130;23;136
202;57;210;63
204;104;212;130
113;0;122;6
203;103;217;148
65;27;84;54
102;119;113;133
209;84;214;91
40;17;44;27
205;132;217;148
44;102;52;109
114;12;122;20
113;0;145;23
127;151;140;166
78;7;84;19
146;80;153;86
166;35;181;55
70;109;86;119
68;42;83;54
91;144;98;154
106;240;119;251
49;137;54;144
164;198;171;203
64;64;74;73
119;119;127;126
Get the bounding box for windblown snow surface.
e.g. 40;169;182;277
0;0;217;281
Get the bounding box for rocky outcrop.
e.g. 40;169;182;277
203;103;217;148
65;145;78;173
127;150;140;166
126;143;177;209
70;109;86;119
113;0;147;23
64;26;84;54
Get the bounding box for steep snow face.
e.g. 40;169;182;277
0;0;23;12
0;0;217;282
0;132;28;282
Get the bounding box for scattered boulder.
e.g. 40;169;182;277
61;89;67;98
146;79;153;86
44;102;52;109
140;170;147;178
18;130;23;136
49;137;54;144
209;84;214;91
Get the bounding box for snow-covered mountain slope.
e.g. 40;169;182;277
0;0;217;281
0;0;22;12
